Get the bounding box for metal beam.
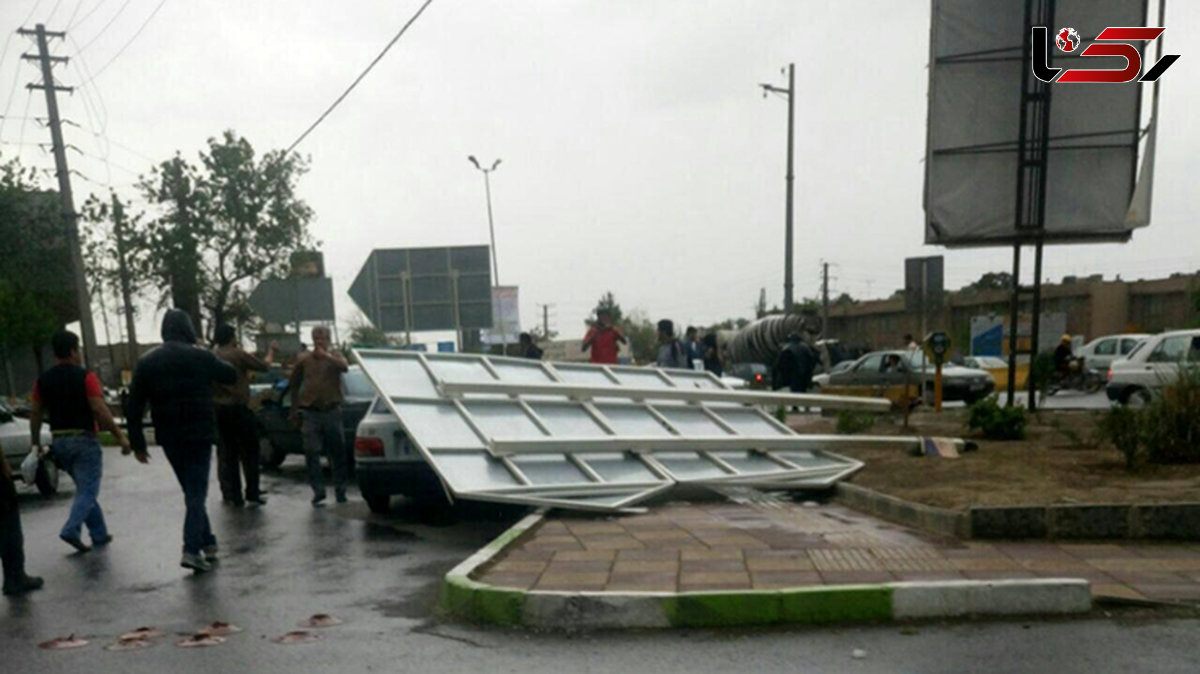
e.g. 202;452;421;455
438;380;892;412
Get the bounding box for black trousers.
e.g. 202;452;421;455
0;480;27;588
215;404;262;502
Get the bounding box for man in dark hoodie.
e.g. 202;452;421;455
125;310;237;573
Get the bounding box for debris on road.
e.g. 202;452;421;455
299;614;343;628
177;633;225;648
38;634;89;650
200;621;241;636
274;630;322;644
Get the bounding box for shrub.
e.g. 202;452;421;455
836;411;875;435
1097;405;1145;469
966;396;1028;440
774;405;787;423
1097;366;1200;468
1141;365;1200;464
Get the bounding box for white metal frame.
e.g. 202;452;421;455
351;349;891;512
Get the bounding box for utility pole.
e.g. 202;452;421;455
111;195;139;371
20;24;98;365
821;262;830;337
760;64;795;314
543;304;550;337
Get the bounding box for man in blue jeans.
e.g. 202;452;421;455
126;310;237;573
29;330;135;553
288;326;349;506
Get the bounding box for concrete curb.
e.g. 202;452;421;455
837;482;1200;541
440;515;1093;629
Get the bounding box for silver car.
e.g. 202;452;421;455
1077;333;1149;374
0;403;57;495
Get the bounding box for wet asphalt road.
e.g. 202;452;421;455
4;446;1200;673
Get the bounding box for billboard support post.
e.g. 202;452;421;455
451;270;463;352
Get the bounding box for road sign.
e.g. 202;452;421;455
248;277;335;325
904;256;944;313
348;246;493;334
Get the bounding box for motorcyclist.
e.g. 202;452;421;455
1053;334;1075;377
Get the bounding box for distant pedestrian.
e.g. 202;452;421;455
518;332;543;360
212;325;275;507
582;309;626;364
126;310;237;573
701;332;723;376
289;326;350;507
1;454;42;596
654;319;689;369
904;333;919;350
29;330;132;553
683;326;702;370
773;333;817;394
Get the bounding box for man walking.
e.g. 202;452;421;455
126;310;237;573
1;454;42;595
582;309;626;364
212;325;274;507
289;326;349;506
655;320;689;369
29;330;133;553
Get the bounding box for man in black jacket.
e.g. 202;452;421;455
126;310;237;573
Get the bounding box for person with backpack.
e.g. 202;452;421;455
654;319;688;369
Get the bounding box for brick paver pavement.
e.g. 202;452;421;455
475;500;1200;601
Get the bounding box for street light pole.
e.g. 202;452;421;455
760;64;795;315
468;155;505;354
468;155;502;287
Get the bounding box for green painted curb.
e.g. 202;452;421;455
663;591;781;627
779;585;893;624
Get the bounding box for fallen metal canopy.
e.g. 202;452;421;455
352;349;880;512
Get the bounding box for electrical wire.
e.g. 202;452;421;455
63;0;87;30
75;0;132;54
44;0;64;24
80;0;169;84
68;0;109;29
285;0;435;155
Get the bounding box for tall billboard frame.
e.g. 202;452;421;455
925;0;1162;410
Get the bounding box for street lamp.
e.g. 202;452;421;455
468;155;502;287
759;64;795;315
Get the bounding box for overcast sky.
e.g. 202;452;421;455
1;0;1197;346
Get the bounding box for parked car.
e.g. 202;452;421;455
961;355;1028;390
255;366;376;470
813;349;994;406
1106;329;1200;406
1077;333;1149;374
0;402;57;495
354;398;440;513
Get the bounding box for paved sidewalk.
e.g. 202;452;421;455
475;500;1200;603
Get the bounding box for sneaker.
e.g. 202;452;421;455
311;492;327;507
202;543;219;558
335;490;347;504
93;534;114;546
246;495;267;506
60;535;91;553
181;552;212;573
2;575;44;596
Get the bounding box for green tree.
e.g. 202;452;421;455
0;157;75;384
963;271;1013;292
622;309;658;364
132;131;314;335
588;291;624;325
347;313;404;348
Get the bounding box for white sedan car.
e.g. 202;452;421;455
1077;333;1149;374
0;402;58;495
1106;329;1200;406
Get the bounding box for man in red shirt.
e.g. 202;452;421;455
30;330;133;553
582;308;626;364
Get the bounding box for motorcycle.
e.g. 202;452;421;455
1046;356;1104;395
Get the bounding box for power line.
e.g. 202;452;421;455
44;0;65;24
80;0;169;84
285;0;436;155
75;0;133;54
69;0;110;29
64;0;86;29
